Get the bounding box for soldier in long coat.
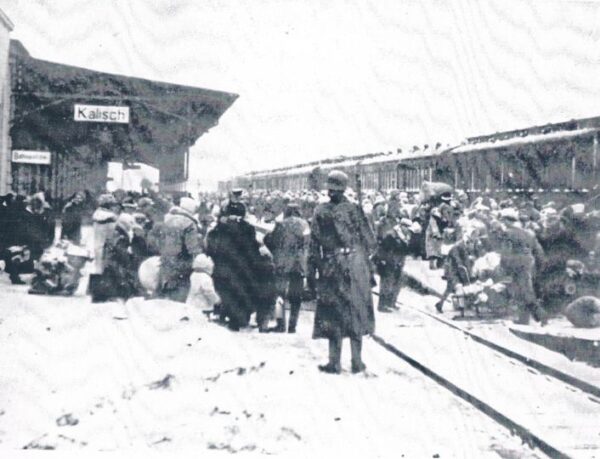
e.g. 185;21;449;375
308;170;376;374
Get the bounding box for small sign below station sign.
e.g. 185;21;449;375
12;150;52;165
74;104;130;124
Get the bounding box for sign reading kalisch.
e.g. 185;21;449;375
12;150;52;165
74;104;130;124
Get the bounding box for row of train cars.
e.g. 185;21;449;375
221;116;600;206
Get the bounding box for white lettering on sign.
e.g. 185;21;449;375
74;104;130;124
12;150;52;165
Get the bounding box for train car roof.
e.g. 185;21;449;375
452;127;599;154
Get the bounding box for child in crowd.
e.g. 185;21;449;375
186;254;220;315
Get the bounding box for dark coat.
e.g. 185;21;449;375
61;201;84;244
254;253;277;313
206;217;261;326
102;225;137;300
264;215;308;293
23;210;54;260
498;225;544;305
375;216;410;275
444;241;473;288
309;197;376;339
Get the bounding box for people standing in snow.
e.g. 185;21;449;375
158;197;203;303
186;253;220;313
263;202;309;333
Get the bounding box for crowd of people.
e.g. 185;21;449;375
2;172;600;372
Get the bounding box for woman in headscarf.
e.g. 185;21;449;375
101;213;140;301
91;194;120;273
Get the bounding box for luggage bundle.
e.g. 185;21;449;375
419;181;453;203
29;241;91;296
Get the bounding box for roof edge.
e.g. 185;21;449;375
11;39;238;102
0;8;14;31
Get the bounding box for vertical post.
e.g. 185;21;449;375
593;134;598;182
571;155;576;190
470;168;475;191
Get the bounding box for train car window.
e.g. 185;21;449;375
574;135;595;190
550;142;571;190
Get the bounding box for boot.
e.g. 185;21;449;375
10;276;26;285
350;337;366;374
513;308;530;325
435;300;444;313
319;337;342;374
288;302;300;333
531;304;548;326
272;318;286;333
351;362;367;374
318;363;341;374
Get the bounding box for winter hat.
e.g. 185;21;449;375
499;208;519;222
179;197;198;216
374;196;386;206
192;253;214;275
98;193;118;209
137;197;154;209
116;212;138;233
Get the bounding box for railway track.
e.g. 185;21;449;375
371;290;600;458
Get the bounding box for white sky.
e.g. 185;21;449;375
2;0;600;188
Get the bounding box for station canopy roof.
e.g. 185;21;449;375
9;40;238;183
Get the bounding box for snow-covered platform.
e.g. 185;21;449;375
0;279;536;456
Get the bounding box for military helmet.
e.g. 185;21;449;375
326;170;348;191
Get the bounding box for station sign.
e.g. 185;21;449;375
12;150;52;165
74;104;130;124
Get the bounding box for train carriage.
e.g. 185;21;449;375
225;115;600;200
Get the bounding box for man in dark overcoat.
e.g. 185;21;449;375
375;215;412;312
308;170;377;374
206;201;262;331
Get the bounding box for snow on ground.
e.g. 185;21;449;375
0;274;541;457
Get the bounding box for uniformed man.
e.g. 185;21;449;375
308;170;377;374
219;188;245;219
